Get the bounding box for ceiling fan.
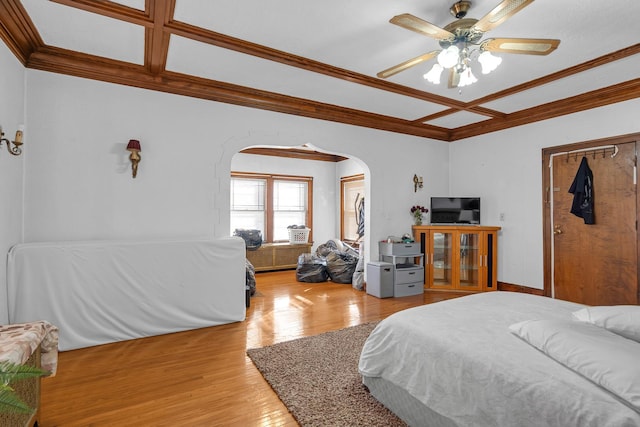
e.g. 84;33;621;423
377;0;560;88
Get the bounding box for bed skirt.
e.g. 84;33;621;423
363;376;457;427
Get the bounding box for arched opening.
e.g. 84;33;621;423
229;142;371;274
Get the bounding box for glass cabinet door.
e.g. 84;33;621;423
430;231;454;287
458;232;482;291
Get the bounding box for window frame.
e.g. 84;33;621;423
340;174;365;243
231;171;313;243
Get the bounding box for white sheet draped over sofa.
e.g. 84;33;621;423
7;238;246;351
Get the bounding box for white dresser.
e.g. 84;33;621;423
378;242;424;297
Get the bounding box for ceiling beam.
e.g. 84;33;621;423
240;148;349;162
26;46;452;141
0;0;43;65
145;0;174;75
467;43;640;109
50;0;152;26
48;0;502;119
416;44;640;125
165;20;504;119
450;79;640;140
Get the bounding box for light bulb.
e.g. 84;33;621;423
478;51;502;74
437;46;460;69
457;67;478;87
423;64;444;84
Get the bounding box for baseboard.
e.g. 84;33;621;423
497;281;545;296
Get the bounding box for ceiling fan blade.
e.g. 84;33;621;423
390;14;454;40
481;38;560;55
377;51;439;79
473;0;534;33
448;69;460;89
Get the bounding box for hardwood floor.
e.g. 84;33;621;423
40;270;462;426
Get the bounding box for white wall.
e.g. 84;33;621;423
231;152;338;250
0;43;26;324
449;98;640;289
17;64;637;306
22;70;450;268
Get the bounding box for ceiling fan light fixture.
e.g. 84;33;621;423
478;50;502;74
457;67;478;87
423;63;444;84
437;45;460;68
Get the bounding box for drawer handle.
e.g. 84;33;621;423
408;272;415;275
408;284;415;288
383;268;391;272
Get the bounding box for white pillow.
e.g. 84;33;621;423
509;318;640;412
572;306;640;342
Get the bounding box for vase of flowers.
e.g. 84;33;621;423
410;205;429;225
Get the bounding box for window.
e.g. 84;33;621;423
231;172;312;243
341;174;365;242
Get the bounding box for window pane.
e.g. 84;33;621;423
273;180;308;240
274;181;306;210
230;211;265;236
231;178;265;210
230;178;266;236
274;212;307;241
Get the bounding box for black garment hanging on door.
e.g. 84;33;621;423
568;156;595;224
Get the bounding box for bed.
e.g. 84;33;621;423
358;292;640;427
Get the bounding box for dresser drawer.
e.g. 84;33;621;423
395;267;424;285
379;242;420;256
394;282;423;297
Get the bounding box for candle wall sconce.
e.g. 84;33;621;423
0;125;24;156
413;174;423;192
126;139;141;178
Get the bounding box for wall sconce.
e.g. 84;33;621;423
126;139;141;178
413;174;423;192
0;125;24;156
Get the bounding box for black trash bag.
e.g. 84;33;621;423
296;253;329;283
234;229;263;250
245;259;256;296
325;251;358;284
315;240;339;258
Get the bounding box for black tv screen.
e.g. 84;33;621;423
430;197;480;224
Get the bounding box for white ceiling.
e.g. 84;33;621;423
15;0;640;137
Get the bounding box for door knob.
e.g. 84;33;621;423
553;225;563;235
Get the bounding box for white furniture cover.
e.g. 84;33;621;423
7;238;246;350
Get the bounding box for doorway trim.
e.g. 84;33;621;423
541;132;640;299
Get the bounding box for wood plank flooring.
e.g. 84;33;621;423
39;270;462;426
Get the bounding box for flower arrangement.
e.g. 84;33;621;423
410;205;429;225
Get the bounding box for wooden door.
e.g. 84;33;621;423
550;141;638;305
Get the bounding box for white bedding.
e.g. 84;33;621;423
358;292;640;427
7;238;246;350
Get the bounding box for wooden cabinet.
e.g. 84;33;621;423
246;243;313;272
412;225;500;292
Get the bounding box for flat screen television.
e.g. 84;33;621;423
430;197;480;224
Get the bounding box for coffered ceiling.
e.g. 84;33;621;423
1;0;639;142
